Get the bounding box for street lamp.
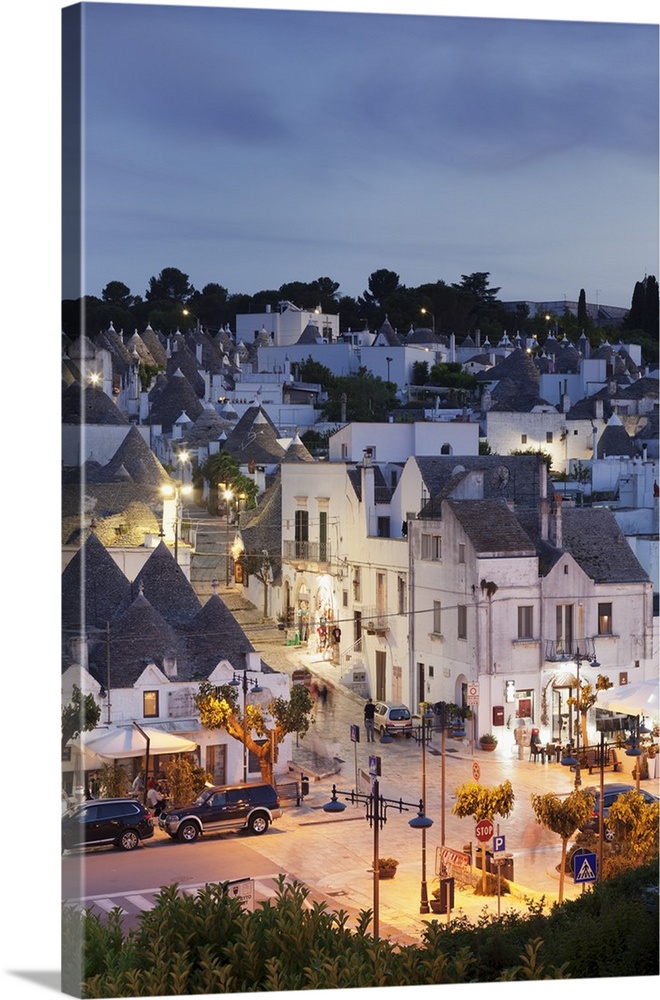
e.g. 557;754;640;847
182;308;201;333
323;779;432;940
385;356;393;382
412;709;434;913
561;646;600;788
420;307;436;333
160;482;192;563
219;482;234;586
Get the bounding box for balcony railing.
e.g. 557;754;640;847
544;638;597;662
282;540;331;564
361;608;390;634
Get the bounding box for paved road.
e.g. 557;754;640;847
64;580;659;943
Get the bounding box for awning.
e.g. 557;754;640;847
597;681;659;719
81;725;198;761
551;672;579;688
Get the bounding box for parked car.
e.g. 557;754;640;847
373;701;413;738
581;783;659;840
159;782;282;842
62;798;154;852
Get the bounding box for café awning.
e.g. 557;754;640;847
81;724;198;761
597;681;658;719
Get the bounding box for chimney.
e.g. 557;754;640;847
595;398;604;420
540;497;550;540
549;494;563;548
341;392;347;423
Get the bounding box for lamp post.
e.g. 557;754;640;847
160;482;192;564
323;779;432;940
385;356;393;382
420;307;436;333
219;482;234;586
182;308;201;334
561;646;600;788
625;715;644;792
412;710;434;913
228;664;262;784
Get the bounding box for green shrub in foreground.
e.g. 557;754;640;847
62;866;659;997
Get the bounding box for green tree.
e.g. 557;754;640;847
195;681;313;785
321;371;398;422
164;756;212;807
145;266;195;304
62;684;101;753
531;789;594;902
452;780;515;893
102;280;137;309
577;288;587;327
200;452;258;514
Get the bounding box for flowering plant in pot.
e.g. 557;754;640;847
479;733;498;751
376;857;399;878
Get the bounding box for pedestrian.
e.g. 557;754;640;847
146;780;166;817
131;769;145;795
364;697;376;742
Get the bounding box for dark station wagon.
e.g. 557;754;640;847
159;782;282;842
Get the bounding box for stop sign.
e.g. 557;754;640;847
475;819;494;842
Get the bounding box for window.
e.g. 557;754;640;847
353;567;361;602
521;434;527;444
546;431;553;444
457;604;467;640
342;589;348;608
556;604;573;654
397;575;406;616
377;516;391;537
458;543;465;564
143;691;159;718
341;443;348;459
421;534;442;560
319;511;328;561
294;509;308;558
517;606;534;639
433;601;442;634
598;602;613;635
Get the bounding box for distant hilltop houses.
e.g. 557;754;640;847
62;290;658;794
502;299;629;325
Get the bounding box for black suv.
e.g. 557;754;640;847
580;783;659;840
159;782;281;842
62;798;154;852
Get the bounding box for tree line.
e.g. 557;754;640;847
62;267;659;361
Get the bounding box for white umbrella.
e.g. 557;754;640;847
82;725;197;760
598;681;659;719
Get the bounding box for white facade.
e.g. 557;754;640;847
329;421;480;464
236;302;340;348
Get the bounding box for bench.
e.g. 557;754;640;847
580;746;622;774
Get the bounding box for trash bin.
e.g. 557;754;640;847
435;876;455;913
491;853;514;880
300;775;309;797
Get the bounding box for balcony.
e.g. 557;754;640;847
544;638;597;662
282;540;331;566
361;608;390;635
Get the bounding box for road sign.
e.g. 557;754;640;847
475;819;494;842
368;754;381;777
572;850;597;884
350;724;360;743
492;834;506;854
472;761;481;782
225;878;255;912
467;682;480;706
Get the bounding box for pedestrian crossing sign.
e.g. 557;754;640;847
572;851;597;883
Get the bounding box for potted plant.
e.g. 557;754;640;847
479;733;498;752
376;857;399;879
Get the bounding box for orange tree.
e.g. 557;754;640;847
452;780;514;893
530;788;594;903
195;680;313;784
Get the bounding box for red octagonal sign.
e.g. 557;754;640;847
475;819;494;842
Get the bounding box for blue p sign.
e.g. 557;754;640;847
493;835;506;853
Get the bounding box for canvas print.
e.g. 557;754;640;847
61;1;659;996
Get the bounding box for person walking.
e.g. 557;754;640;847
364;697;376;742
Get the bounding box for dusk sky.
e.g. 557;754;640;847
67;0;659;311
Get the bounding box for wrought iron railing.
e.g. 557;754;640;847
543;638;597;662
282;540;331;563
